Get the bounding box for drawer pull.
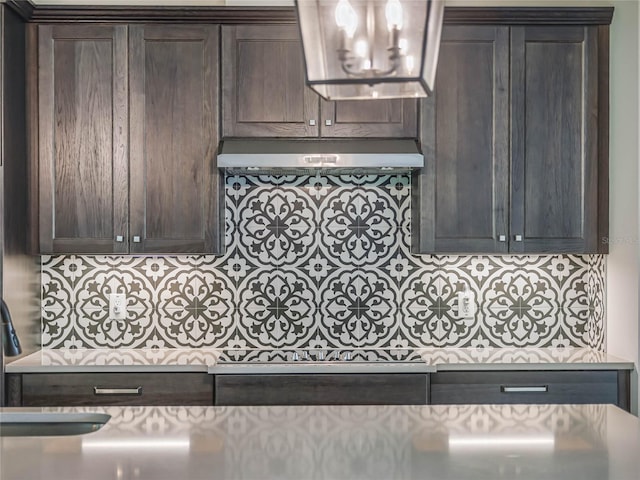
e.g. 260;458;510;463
93;387;142;396
501;385;548;393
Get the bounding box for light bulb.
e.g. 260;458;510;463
335;0;358;38
355;39;368;58
399;38;408;51
385;0;404;31
406;55;414;74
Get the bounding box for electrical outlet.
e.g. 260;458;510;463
109;293;127;320
457;291;476;319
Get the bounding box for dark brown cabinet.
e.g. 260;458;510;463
412;26;510;254
509;26;601;253
221;24;417;139
430;370;631;412
413;24;608;254
10;372;214;406
215;374;428;406
37;24;224;254
38;25;129;254
129;25;223;254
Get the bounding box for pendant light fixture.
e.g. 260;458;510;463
295;0;445;101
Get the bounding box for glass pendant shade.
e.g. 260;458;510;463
295;0;445;100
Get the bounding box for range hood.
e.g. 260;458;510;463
217;139;423;175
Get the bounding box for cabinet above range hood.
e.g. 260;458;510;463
217;139;423;175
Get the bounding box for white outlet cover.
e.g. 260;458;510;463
109;293;127;320
457;291;476;319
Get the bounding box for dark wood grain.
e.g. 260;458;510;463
430;370;626;411
38;24;128;254
22;6;613;26
26;23;39;255
5;374;22;407
21;373;214;406
617;370;631;412
510;26;599;253
597;25;610;253
412;26;509;254
129;24;223;254
321;98;417;138
222;24;318;138
215;374;428;406
222;23;416;139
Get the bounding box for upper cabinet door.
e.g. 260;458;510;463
38;25;129;254
221;24;418;139
510;26;599;253
129;25;224;254
221;24;319;138
320;98;417;138
412;26;510;253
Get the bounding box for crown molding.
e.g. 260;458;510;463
6;3;614;25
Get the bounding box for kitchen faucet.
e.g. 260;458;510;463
1;299;22;357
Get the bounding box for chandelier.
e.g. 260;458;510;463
295;0;445;100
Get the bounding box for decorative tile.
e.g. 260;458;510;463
237;270;316;348
157;308;235;348
40;174;606;350
41;307;73;348
299;174;342;208
558;309;590;347
483;270;560;347
290;246;340;289
318;308;362;347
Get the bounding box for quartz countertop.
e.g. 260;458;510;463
5;347;634;374
2;403;640;480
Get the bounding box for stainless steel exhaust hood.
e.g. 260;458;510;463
217;139;423;175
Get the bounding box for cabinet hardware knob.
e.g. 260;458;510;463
115;235;124;242
325;119;332;126
309;119;316;126
94;387;142;396
498;235;506;242
514;235;523;242
132;236;141;243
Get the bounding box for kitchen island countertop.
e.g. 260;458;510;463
2;403;640;480
5;347;635;374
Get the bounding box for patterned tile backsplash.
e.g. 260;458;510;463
41;174;606;350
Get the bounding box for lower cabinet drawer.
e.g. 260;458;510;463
215;374;428;406
430;370;625;408
20;373;214;406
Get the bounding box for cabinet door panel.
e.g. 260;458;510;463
510;26;599;253
38;25;128;254
321;97;417;137
412;26;509;253
222;24;319;137
129;25;223;254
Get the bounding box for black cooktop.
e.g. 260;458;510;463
215;349;426;364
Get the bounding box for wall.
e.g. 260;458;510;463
1;5;41;407
41;174;605;350
606;0;640;415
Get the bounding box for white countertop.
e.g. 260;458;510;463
5;347;634;374
2;403;639;480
